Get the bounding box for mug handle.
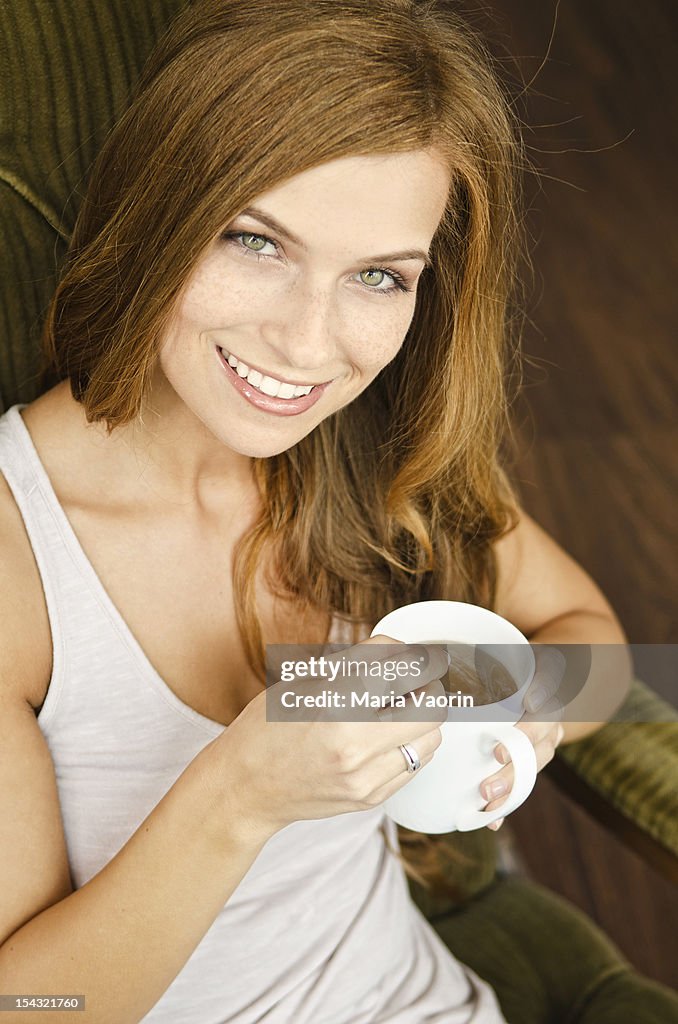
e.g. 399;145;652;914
455;722;537;832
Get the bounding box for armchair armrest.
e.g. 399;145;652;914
547;678;678;883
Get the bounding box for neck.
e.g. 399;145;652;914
40;380;258;516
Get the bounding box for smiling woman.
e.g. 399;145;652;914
0;1;645;1022
147;149;451;453
36;0;526;671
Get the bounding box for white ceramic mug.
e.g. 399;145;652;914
370;600;538;833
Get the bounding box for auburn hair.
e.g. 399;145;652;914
42;0;530;899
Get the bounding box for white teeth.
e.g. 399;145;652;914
257;375;278;397
221;349;315;399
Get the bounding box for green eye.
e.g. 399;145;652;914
359;269;386;287
242;233;267;252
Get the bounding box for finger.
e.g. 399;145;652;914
519;693;565;728
389;725;442;777
338;636;448;700
367;729;443;805
379;677;448;728
325;634;404;698
525;645;567;712
494;705;563;763
482;731;561;803
517;716;563;745
487;817;505;832
354;634;405;652
409;643;451;685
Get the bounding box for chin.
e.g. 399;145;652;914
208;424;310;460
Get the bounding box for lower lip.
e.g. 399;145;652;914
216;347;332;417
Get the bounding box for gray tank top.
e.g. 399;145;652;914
0;403;505;1023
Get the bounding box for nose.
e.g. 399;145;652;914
262;277;339;374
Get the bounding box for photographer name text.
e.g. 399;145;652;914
280;689;475;709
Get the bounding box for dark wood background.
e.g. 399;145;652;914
456;0;677;991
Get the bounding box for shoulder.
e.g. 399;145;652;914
0;469;52;711
491;506;616;638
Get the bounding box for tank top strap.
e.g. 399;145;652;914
0;402;77;641
0;404;90;603
0;403;126;728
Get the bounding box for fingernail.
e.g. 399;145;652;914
484;779;507;800
549;648;567;676
495;744;508;764
526;685;546;712
488;818;505;831
556;724;565;745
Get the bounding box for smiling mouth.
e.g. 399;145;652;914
218;347;330;399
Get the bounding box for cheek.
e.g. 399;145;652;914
175;280;226;325
173;263;262;327
352;306;414;371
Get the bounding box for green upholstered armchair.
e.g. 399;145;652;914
2;3;677;1021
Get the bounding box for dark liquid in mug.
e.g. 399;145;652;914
431;642;519;705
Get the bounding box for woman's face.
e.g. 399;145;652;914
156;149;451;459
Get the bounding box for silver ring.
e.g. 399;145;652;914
399;743;421;774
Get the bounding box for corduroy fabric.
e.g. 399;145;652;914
422;875;678;1024
558;680;678;858
0;0;189;411
0;182;67;408
0;0;190;230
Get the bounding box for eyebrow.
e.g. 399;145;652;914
237;206;433;269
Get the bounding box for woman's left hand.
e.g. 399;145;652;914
480;645;567;831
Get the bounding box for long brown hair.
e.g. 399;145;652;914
41;0;529;898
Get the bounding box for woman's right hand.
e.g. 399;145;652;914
212;635;449;839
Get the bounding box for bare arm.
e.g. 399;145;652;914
0;706;271;1024
0;473;274;1022
493;507;632;739
478;510;633;824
